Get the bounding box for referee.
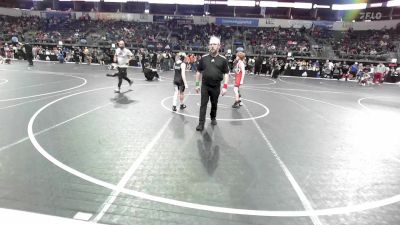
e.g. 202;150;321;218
106;40;133;93
195;36;230;131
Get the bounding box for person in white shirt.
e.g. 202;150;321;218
374;63;386;85
328;61;334;70
325;60;334;77
106;40;133;93
247;57;255;75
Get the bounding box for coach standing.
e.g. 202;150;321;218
195;36;230;131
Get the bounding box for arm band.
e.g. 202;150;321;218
223;84;228;89
196;81;200;87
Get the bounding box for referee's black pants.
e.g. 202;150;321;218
108;68;131;88
199;84;220;125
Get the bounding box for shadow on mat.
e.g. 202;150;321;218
169;114;188;139
197;130;220;175
230;107;244;126
110;90;135;108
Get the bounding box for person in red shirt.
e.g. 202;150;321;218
232;52;246;108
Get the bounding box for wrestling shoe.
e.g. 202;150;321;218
196;123;204;131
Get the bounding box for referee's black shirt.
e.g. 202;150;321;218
197;54;229;87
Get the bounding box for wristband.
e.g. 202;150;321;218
223;84;228;89
196;81;200;87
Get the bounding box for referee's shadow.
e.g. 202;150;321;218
197;128;220;175
110;90;135;108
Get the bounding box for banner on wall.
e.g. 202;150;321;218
356;8;391;21
90;12;151;22
0;7;22;16
265;18;276;26
312;20;334;29
341;21;354;29
96;12;122;20
138;14;153;22
359;11;383;21
215;17;259;27
41;11;75;19
176;18;193;25
193;16;214;25
287;20;313;29
199;16;210;24
153;15;166;23
263;18;313;28
21;9;30;17
153;15;193;24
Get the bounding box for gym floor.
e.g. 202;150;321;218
0;61;400;225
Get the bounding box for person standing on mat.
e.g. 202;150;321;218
195;36;229;131
172;52;189;112
232;51;246;108
21;41;33;67
374;62;386;85
106;40;133;93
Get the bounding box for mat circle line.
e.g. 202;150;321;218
358;96;400;111
0;79;8;85
27;86;400;217
161;94;269;121
0;73;87;102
